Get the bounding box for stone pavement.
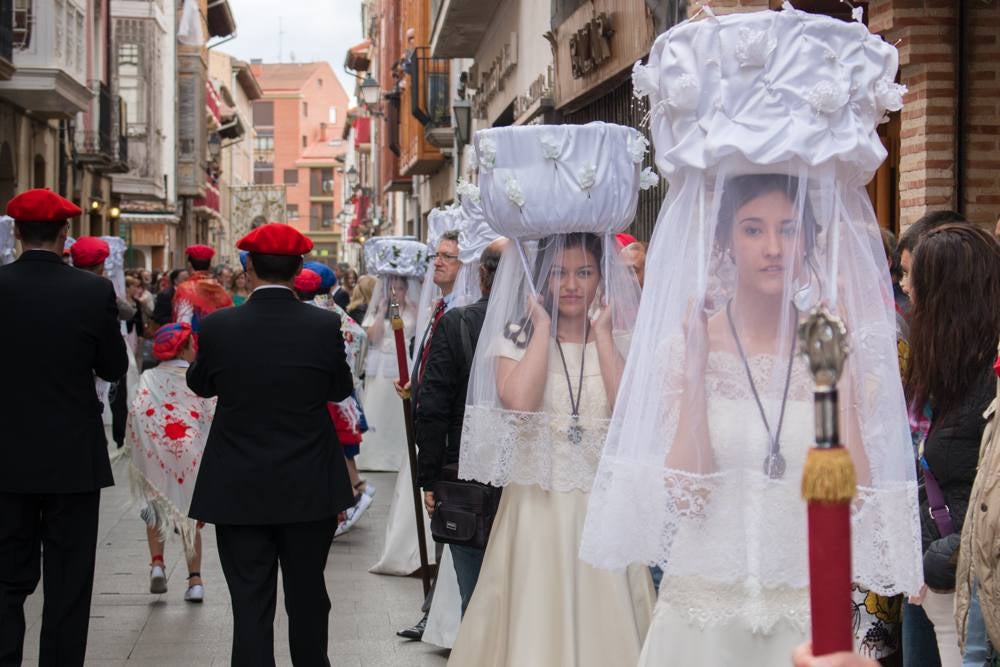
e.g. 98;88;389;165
21;458;449;666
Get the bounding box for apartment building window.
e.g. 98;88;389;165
317;78;323;87
118;43;144;128
310;202;334;230
253;101;274;126
283;168;299;184
254;166;274;185
328;107;337;124
303;102;308;117
13;0;31;50
287;204;299;221
301;135;307;149
310;167;334;196
254;131;274;152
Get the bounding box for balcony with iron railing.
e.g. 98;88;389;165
0;0;14;80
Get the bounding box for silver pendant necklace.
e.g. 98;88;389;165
555;336;587;445
726;301;796;480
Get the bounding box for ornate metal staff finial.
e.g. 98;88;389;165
798;306;849;448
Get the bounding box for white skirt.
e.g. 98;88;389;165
355;374;406;472
369;453;436;575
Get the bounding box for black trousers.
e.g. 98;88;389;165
109;375;128;447
0;491;101;667
215;518;337;667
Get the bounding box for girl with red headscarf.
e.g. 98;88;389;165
125;322;216;603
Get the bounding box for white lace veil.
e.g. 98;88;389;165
579;7;923;621
459;122;648;492
452;180;500;306
361;237;427;378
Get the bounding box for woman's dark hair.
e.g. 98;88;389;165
249;253;302;282
716;174;818;256
506;233;603;347
15;220;65;245
479;244;503;295
168;269;183;286
906;223;1000;415
897;210;967;256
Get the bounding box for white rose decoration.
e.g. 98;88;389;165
667;73;700;112
639;167;659;191
456;178;481;204
504;176;525;209
540;134;561;161
805;80;849;115
735;27;776;69
874;78;907;113
579;164;597;191
478;137;497;169
632;61;658;100
627;132;650;164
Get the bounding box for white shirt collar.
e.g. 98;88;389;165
160;358;190;368
251;284;294;294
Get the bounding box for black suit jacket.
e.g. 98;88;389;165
0;250;128;493
187;287;356;525
416;298;488;489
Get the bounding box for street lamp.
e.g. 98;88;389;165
346;166;359;189
360;74;381;106
453;99;472;146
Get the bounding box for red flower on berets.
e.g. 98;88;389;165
70;236;110;268
153;322;194;361
294;268;323;293
6;188;82;223
237;222;313;256
185;244;215;261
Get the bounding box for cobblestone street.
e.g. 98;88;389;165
20;458;449;666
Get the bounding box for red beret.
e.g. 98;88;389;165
237;222;313;256
293;268;323;293
616;233;638;248
70;236;110;268
185;244;215;261
7;188;82;223
152;322;194;361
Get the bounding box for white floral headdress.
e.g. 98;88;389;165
363;236;428;278
473;122;657;240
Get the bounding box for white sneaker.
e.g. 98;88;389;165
349;491;374;527
184;583;204;603
149;564;167;594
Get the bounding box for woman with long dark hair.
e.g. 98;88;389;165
905;224;1000;667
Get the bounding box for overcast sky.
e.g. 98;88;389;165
222;0;364;99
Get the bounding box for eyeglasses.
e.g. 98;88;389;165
432;252;459;263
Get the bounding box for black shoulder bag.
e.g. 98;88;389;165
429;310;502;549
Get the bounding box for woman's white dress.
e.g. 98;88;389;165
356;316;413;472
448;338;655;666
638;350;813;665
369;450;438;575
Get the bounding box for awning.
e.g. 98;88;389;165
207;0;237;38
344;39;372;73
354;117;371;147
193;183;221;219
119;212;181;225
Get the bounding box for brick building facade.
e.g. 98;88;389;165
250;62;350;257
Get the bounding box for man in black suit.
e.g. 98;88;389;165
186;223;355;667
0;189;129;667
416;238;505;614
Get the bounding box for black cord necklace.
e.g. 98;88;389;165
555;329;587;445
725;300;796;479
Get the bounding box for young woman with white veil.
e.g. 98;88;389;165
579;8;923;665
449;122;656;666
355;237;424;473
371;211;464;578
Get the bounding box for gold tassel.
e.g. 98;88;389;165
801;447;857;503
